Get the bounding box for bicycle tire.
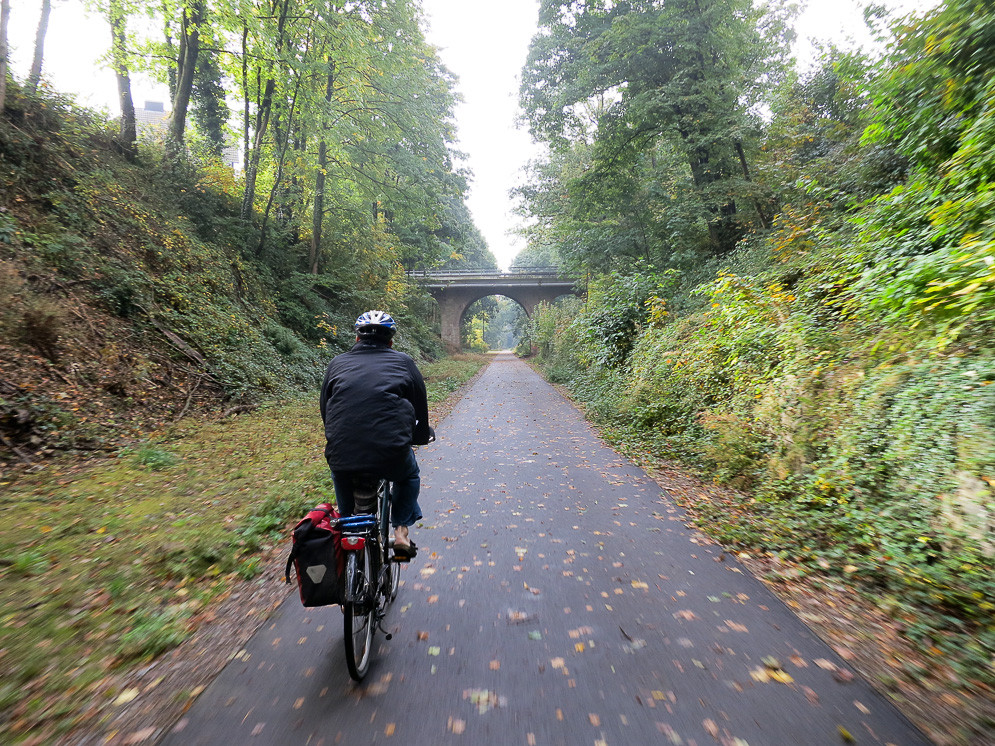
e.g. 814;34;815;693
343;549;374;681
387;552;400;601
380;480;401;602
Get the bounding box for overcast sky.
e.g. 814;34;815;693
8;0;938;268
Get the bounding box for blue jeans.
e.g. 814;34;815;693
330;448;423;528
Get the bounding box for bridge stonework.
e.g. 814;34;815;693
408;269;581;351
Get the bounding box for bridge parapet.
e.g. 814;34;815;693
406;267;574;284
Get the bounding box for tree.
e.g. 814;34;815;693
108;0;137;158
168;0;205;146
0;0;9;112
239;0;291;221
520;0;791;263
310;57;335;275
26;0;53;95
190;43;227;156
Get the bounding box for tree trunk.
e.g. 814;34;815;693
310;62;335;275
169;0;204;147
735;139;771;230
240;77;274;220
310;140;326;275
241;24;249;172
26;0;52;95
257;75;303;256
109;0;137;159
240;0;291;222
0;0;10;113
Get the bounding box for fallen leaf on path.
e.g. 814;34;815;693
114;688;139;706
123;727;157;744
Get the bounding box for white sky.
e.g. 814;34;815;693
8;0;939;269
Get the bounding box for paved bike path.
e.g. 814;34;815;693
162;352;929;746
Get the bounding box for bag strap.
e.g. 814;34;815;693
285;517;315;584
284;550;295;585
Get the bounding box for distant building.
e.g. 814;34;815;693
134;100;241;170
135;101;170;132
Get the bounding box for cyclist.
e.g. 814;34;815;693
319;310;431;558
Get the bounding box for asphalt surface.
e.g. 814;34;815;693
162;352;930;746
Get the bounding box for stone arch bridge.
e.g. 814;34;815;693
407;267;582;351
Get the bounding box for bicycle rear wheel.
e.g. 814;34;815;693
343;548;374;681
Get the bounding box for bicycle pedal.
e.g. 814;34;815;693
392;555;411;563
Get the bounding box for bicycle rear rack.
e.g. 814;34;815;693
338;515;377;533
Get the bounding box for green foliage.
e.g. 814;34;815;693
8;550;50;577
858;77;995;342
237;490;313;551
0;78;464;466
521;0;995;701
519;0;793;265
129;445;180;471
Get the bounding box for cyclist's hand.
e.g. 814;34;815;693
427;426;436;443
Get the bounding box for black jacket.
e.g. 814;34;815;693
319;340;430;472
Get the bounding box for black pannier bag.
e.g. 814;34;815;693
284;504;344;607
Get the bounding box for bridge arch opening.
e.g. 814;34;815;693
461;295;526;352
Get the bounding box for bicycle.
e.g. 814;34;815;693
337;475;405;681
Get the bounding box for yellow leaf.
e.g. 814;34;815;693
769;669;794;684
114;688;140;706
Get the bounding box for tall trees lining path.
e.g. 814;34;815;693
161;353;927;745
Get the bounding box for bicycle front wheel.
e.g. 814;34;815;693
387;554;400;601
343;549;374;681
379;480;400;602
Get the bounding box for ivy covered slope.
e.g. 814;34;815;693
0;4;494;470
517;0;993;738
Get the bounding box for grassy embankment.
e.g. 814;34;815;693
0;355;485;744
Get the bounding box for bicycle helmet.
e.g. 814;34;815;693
354;310;397;339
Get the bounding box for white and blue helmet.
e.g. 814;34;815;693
355;310;397;339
